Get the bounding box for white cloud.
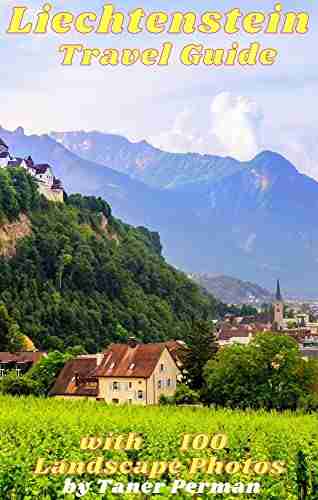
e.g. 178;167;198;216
210;92;263;161
150;108;208;154
151;92;264;160
149;92;318;181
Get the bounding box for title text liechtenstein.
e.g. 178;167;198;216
6;3;310;67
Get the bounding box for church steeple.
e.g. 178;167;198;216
275;279;282;302
273;279;284;330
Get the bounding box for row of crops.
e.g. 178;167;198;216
0;395;318;499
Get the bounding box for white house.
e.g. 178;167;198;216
32;164;54;188
0;137;64;202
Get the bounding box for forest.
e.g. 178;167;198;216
0;167;219;352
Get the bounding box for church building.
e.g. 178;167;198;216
273;279;284;330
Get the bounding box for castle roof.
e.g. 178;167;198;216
25;156;34;167
52;177;63;189
7;158;24;168
34;164;52;174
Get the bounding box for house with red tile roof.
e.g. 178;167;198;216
0;351;47;378
50;339;182;404
95;338;181;405
49;355;101;399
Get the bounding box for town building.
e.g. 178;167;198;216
0;137;64;202
0;351;46;378
0;138;10;167
50;339;182;404
49;355;100;400
217;280;318;358
96;338;181;405
217;323;271;346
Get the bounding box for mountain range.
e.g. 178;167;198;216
190;274;274;305
1;126;318;297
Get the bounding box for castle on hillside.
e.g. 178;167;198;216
0;137;64;202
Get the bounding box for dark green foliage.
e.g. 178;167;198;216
27;351;73;395
0;351;74;397
218;303;259;317
66;194;112;219
296;450;309;500
0;171;219;352
0;168;40;222
0;372;40;396
135;226;162;256
174;384;200;405
0;303;24;352
159;393;175;405
298;393;318;413
159;385;200;405
183;319;218;390
204;333;318;410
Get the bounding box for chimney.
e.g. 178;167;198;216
127;337;138;348
96;353;104;366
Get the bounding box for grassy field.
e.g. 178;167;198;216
0;396;318;499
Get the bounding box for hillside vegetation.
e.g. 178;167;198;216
0;168;218;352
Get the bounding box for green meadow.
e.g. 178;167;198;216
1;395;318;499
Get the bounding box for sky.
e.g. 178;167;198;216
1;0;317;179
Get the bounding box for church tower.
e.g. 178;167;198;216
273;279;284;330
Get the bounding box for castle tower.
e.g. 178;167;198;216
273;279;284;330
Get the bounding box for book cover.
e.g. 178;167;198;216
0;1;316;498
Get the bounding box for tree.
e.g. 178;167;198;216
0;372;40;396
27;351;73;395
56;253;73;290
0;179;220;353
174;384;200;405
204;333;318;410
0;304;24;352
183;319;218;390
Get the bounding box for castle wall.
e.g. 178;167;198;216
38;183;64;203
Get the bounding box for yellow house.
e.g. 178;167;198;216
96;338;181;405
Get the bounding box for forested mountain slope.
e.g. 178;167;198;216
0;168;218;352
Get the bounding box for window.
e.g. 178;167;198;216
109;362;115;370
113;381;119;391
167;378;171;387
160;363;164;372
137;390;143;400
0;368;5;377
128;382;133;389
129;363;135;370
158;380;162;389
